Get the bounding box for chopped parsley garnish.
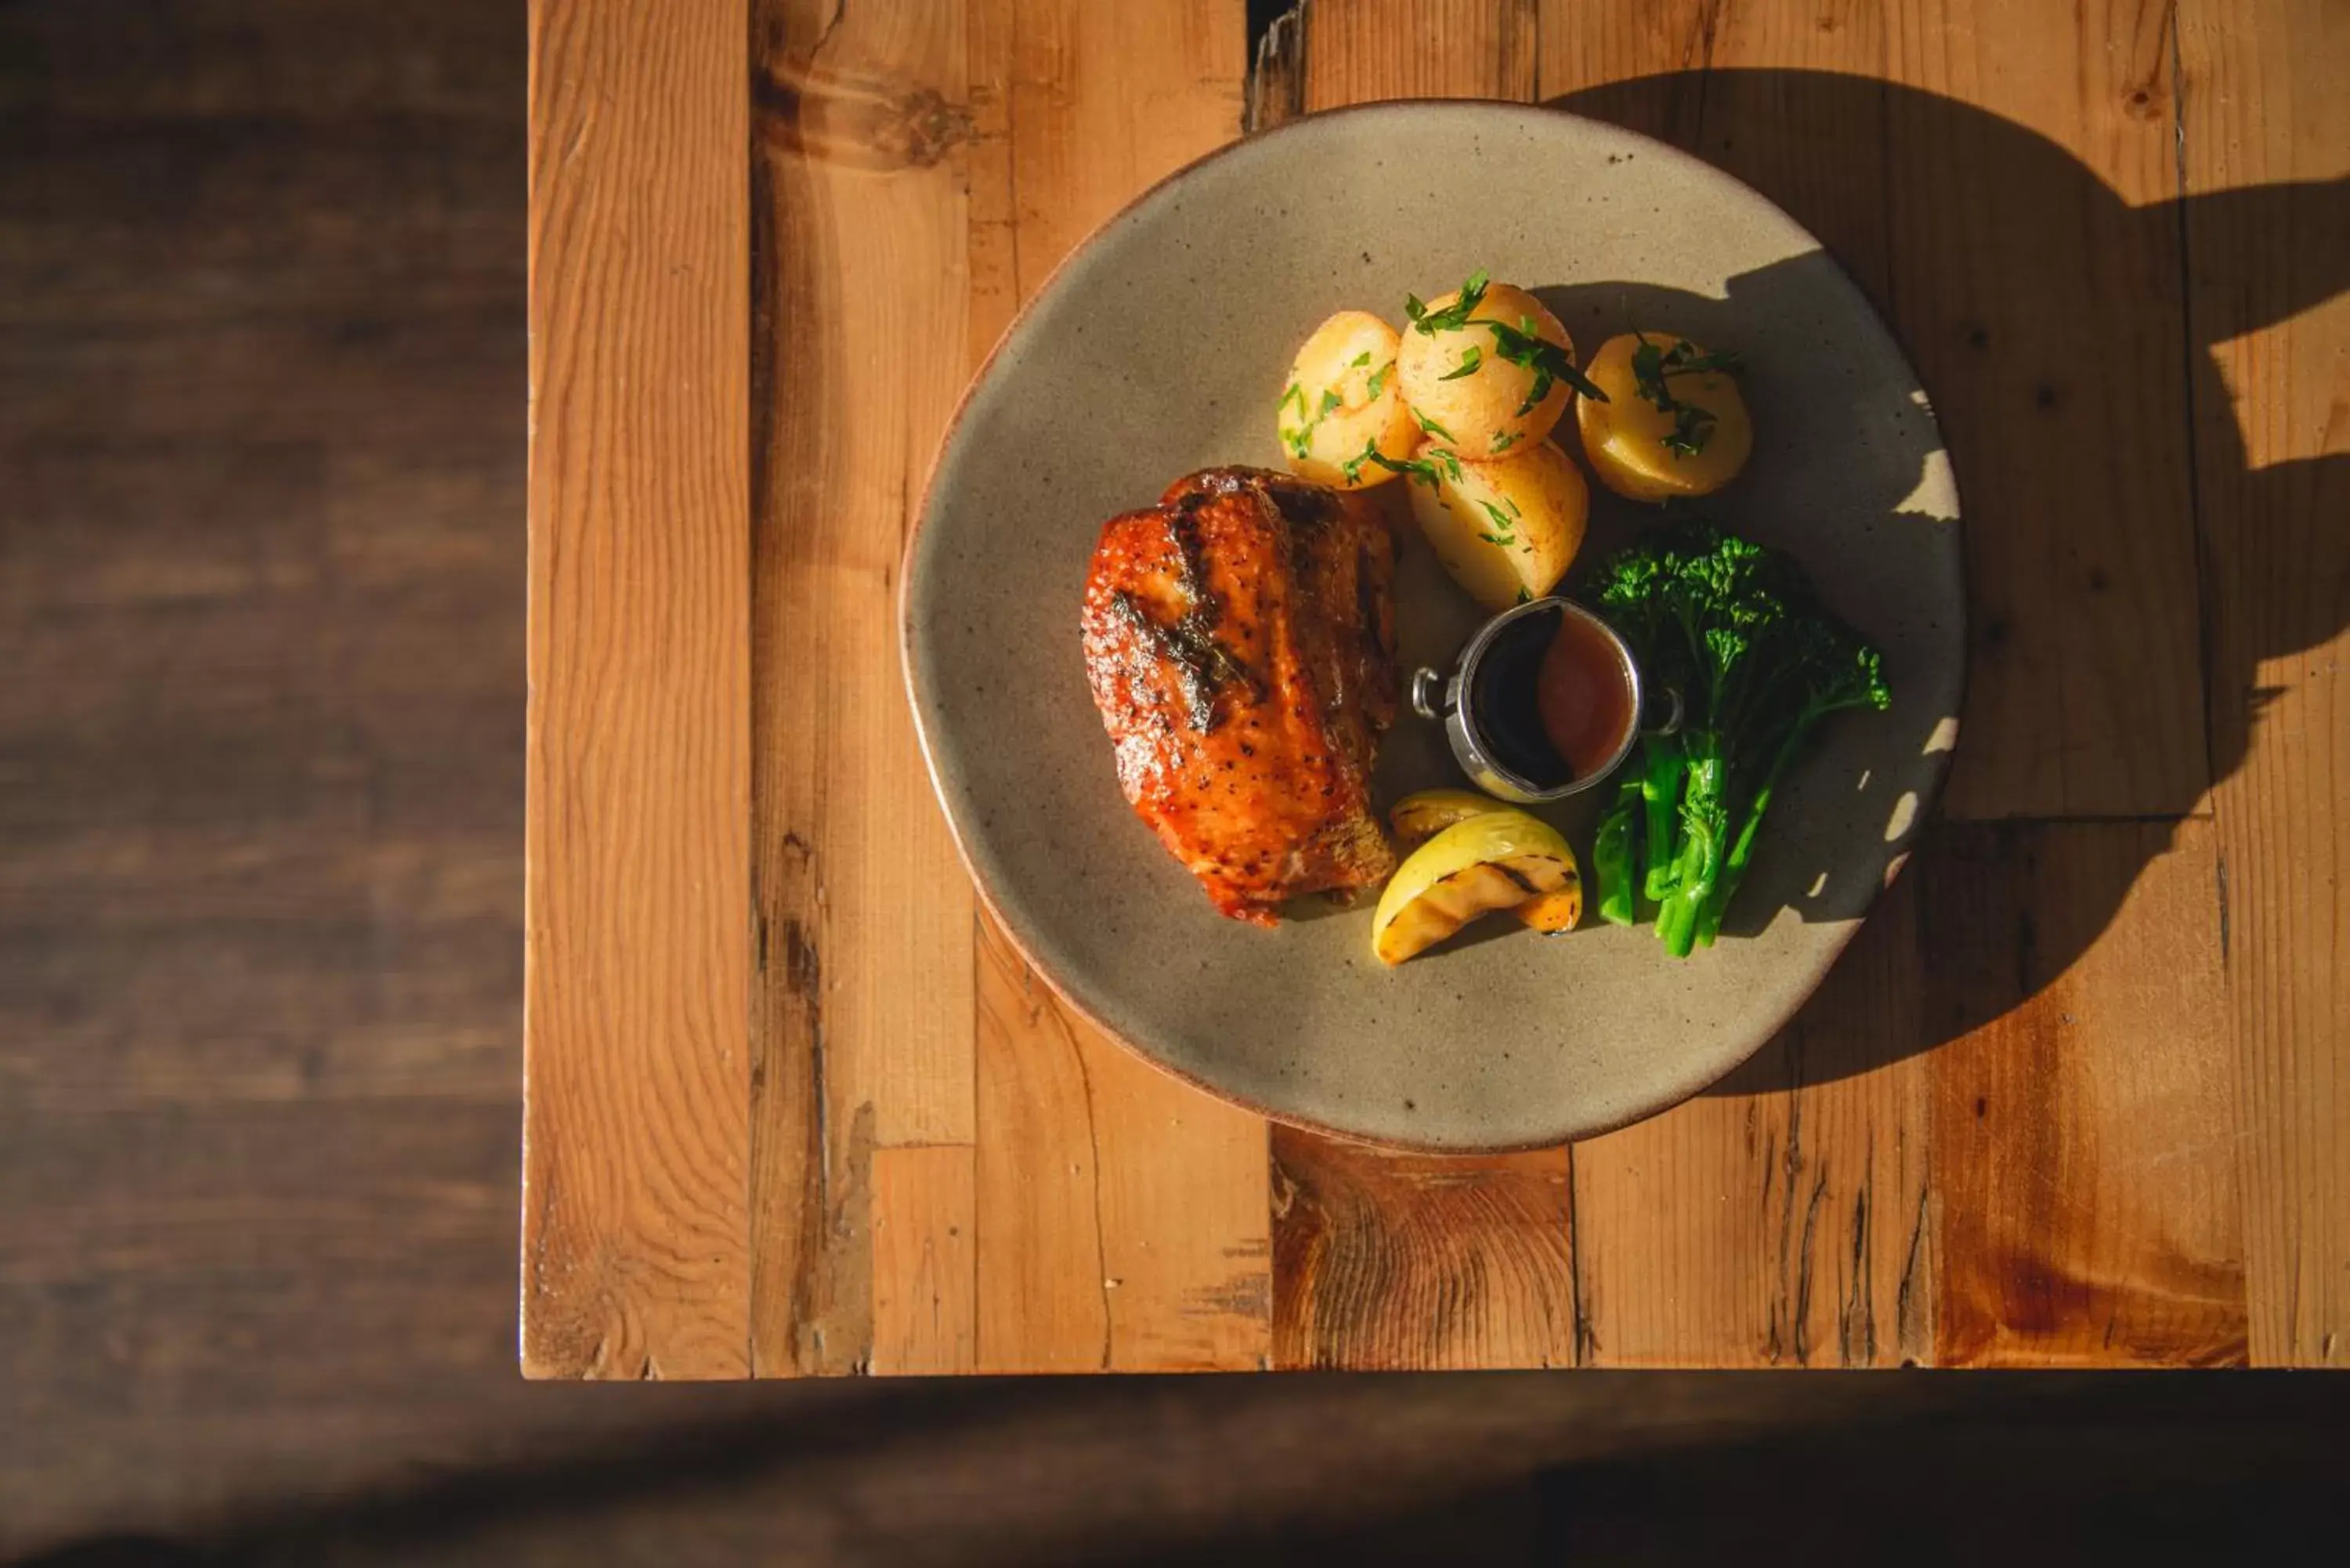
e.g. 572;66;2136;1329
1412;407;1456;442
1489;429;1523;454
1405;269;1489;334
1365;359;1394;400
1630;334;1744;457
1437;345;1482;381
1281;384;1343;459
1515;586;1534;605
1475;498;1518;546
1342;439;1460;490
1487;313;1608;414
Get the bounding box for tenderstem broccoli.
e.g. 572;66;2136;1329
1589;522;1891;958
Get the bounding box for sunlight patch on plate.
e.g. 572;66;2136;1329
1894;445;1959;522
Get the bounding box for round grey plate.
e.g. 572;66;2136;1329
903;102;1963;1151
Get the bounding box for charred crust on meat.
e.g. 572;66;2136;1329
1108;589;1260;734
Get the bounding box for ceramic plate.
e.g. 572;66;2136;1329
903;102;1962;1150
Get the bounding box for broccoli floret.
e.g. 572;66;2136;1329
1589;523;1891;958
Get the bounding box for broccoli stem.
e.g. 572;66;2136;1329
1692;804;1759;948
1693;728;1803;946
1656;849;1711;957
1639;732;1687;902
1657;751;1726;959
1694;699;1863;946
1593;775;1641;926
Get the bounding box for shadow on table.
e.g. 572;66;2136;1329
1528;70;2349;1093
10;1374;2343;1567
1099;1381;2345;1566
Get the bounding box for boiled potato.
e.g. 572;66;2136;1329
1405;437;1589;612
1276;310;1417;489
1396;277;1578;461
1574;332;1752;500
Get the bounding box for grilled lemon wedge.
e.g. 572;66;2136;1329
1389;788;1507;848
1372;807;1582;966
1389;790;1585;942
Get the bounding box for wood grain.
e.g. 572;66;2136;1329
522;0;752;1379
1924;821;2245;1365
1303;0;1538;108
870;1144;978;1373
1274;1141;1574;1369
966;0;1271;1375
976;918;1271;1372
2178;0;2350;1365
744;0;983;1378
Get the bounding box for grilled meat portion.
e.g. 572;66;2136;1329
1080;467;1399;925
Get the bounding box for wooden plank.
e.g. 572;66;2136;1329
975;919;1270;1372
967;0;1268;1375
1925;821;2245;1365
750;0;984;1153
2178;0;2350;1367
1302;0;1538;108
522;0;751;1380
870;1145;978;1374
1244;2;1307;132
745;0;984;1378
1273;1142;1574;1369
987;0;1253;278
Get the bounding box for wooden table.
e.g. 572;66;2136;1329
523;0;2347;1375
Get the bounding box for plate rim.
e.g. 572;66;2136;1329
898;97;1965;1152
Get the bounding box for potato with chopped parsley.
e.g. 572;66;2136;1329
1394;273;1587;463
1574;332;1752;500
1401;437;1589;612
1274;310;1416;490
